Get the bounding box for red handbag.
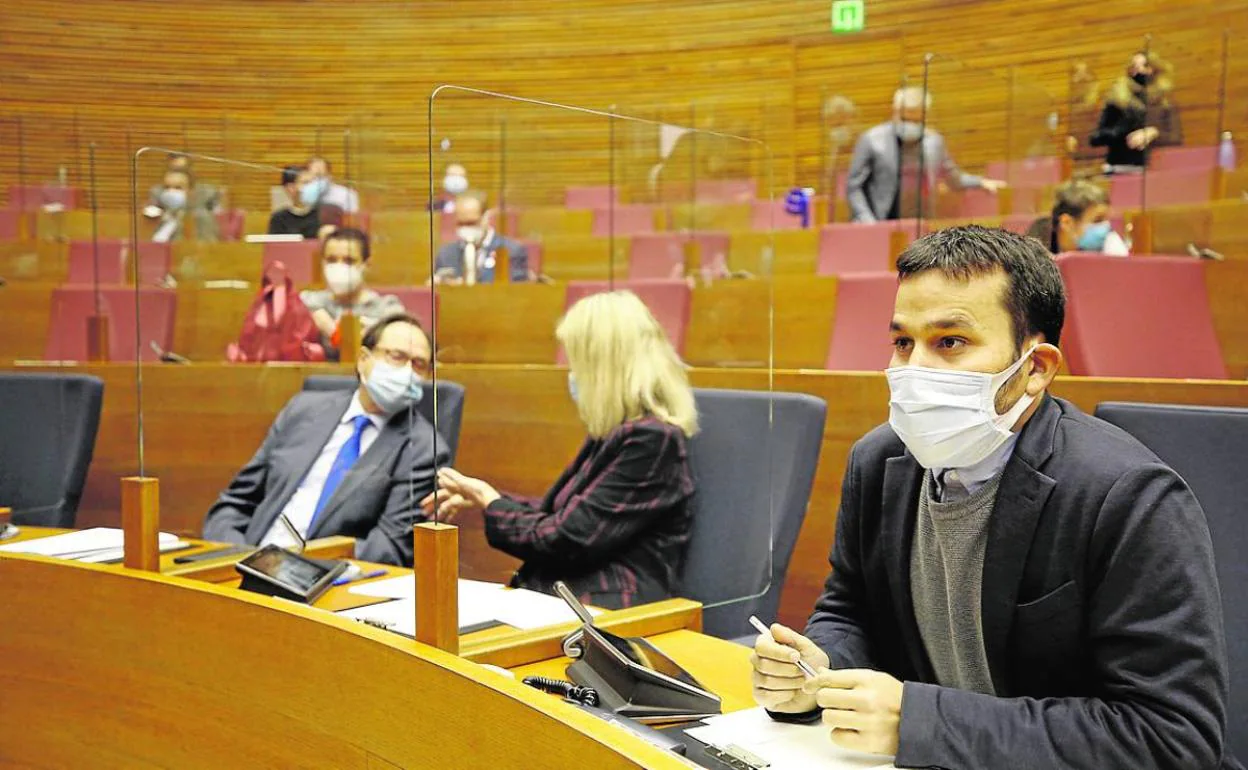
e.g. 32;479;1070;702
226;260;326;362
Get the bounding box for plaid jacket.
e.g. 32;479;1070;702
483;416;695;610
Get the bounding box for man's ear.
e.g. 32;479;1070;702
1026;342;1063;395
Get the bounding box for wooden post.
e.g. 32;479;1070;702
996;186;1015;218
888;229;910;271
495;245;510;285
86;314;110;363
338;313;361;364
682;238;702;277
121;477;160;572
414;521;459;654
1128;211;1154;255
1211;167;1228;201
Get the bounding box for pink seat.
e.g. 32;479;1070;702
954;187;1000;218
1109;169;1212;209
628;232;730;280
750;200;805;231
695;179;757;203
66;240;171;285
1056;254;1226;378
215;210;245;241
7;185;84;211
565;186;619;209
592;205;656;237
818;221;919;276
561;279;691;360
262;241;321;286
825;272;899;371
0;209;23;238
985;157;1061;188
1151;146;1217;172
45;286;177;362
370;287;439;333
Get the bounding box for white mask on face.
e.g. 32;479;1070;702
894;120;924;143
364;358;423;414
323;263;364;296
886;346;1038;469
456;225;484;245
443;174;468;194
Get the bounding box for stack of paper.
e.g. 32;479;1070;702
685;707;897;770
340;577;602;632
0;527;187;563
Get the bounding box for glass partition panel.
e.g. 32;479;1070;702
427;87;778;636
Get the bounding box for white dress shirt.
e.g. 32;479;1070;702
932;433;1020;503
261;392;385;548
322;182;360;213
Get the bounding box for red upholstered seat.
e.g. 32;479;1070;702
825;272;898;372
818;221;920;276
628;232;730;279
66;239;171;286
565;186;619;209
1109;169;1213;209
1056;253;1226;378
591;205;656;237
262;240;321;286
561;278;691;361
45;286;177;362
370;287;439;334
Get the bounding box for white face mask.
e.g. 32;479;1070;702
456;225;484;245
894;120;924;143
363;358;423;414
323;263;363;296
886;346;1038;469
443;174;468;194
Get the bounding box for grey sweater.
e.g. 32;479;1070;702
909;469;1004;695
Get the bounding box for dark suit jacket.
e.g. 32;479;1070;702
804;395;1237;770
434;234;530;283
202;389;449;566
482;417;694;610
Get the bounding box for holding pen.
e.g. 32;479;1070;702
333;568;388;586
749;615;818;678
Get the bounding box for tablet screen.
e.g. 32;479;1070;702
597;627;701;687
244;549;330;594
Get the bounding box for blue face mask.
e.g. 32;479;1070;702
1077;221;1112;251
299;178;328;208
364;359;424;414
567;372;579;403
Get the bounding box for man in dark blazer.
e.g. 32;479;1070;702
203;313;449;566
432;191;529;284
751;226;1239;769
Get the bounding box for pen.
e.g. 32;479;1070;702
748;615;818;679
333;568;387;586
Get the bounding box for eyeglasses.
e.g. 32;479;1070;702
372;346;431;375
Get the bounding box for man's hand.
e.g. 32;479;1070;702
1126;127;1160;150
750;623;830;713
802;669;903;756
980;178;1008;193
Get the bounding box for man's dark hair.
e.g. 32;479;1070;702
322;226;371;262
281;165;304;186
896;225;1066;347
361;312;426;350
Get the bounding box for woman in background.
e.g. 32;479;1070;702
421;291;698;610
1027;179;1129;256
1089;50;1183;171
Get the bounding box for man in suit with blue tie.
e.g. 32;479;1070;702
203;313;449;566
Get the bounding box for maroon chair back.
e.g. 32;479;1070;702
825;272;899;371
215;210;246;241
7;185;84;211
818;221;919;276
1151;145;1217;172
66;240;171;286
370;287;439;333
45;286;177;362
592;205;656;237
1057;253;1226;378
0;209;22;238
561;278;692;361
750;200;805;231
1109;169;1213;209
628;232;730;280
262;241;320;286
565;186;619;209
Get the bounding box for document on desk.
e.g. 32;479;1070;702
0;527;186;563
346;577;603;631
685;707;897;770
335;595;498;635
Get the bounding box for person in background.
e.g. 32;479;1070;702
431;163;469;213
306;155;360;214
846;87;1005;223
300;227;406;359
145;157;221;242
204;313;447;566
1089;50;1183;172
267;166;321;239
420;291;698;610
1026;180;1129;255
432;191;529;284
750;226;1235;769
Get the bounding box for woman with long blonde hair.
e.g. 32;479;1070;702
1089;50;1183;171
420;290;698;609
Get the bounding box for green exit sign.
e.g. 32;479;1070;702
831;0;865;33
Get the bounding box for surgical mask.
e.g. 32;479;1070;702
444;174;469;194
299;178;327;207
323;263;364;296
568;372;579;403
364;358;424;414
1077;221;1112;251
159;188;187;210
456;225;484;244
895;121;924;143
886;346;1038;469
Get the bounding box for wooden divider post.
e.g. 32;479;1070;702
414;521;459;654
121;477;160;571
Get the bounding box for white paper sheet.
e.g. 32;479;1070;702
0;527;184;562
685;707;897;770
335;595;498;635
484;586;602;631
344;578;600;631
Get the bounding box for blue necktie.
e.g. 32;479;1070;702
309;415;373;531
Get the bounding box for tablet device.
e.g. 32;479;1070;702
235;545;347;604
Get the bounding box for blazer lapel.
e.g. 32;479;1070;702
306;412;407;539
980;396;1059;695
879;453;935;682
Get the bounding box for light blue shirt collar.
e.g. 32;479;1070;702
932;433;1019;502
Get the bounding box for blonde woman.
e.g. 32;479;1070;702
1089;50;1183;171
420;291;698;609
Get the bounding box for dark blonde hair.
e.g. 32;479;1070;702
1028;180;1108;253
1107;50;1175;111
